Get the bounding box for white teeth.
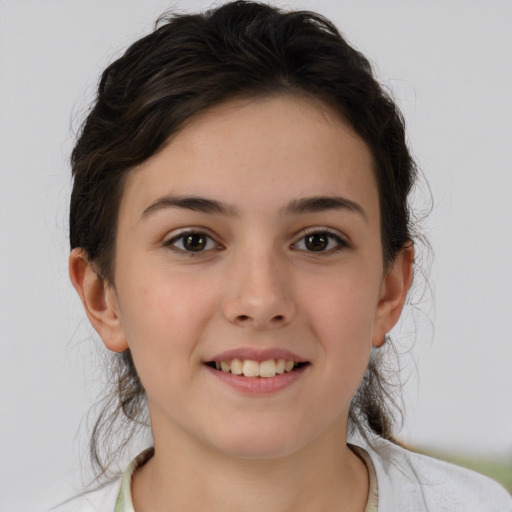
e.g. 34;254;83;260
242;360;260;377
214;358;299;377
230;358;243;375
259;359;277;378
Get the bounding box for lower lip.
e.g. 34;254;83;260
205;365;308;395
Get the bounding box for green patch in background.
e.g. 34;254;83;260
418;448;512;493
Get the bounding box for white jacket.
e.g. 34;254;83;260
51;437;512;511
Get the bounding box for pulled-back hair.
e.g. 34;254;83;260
70;0;417;477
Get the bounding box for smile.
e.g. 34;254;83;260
205;358;308;378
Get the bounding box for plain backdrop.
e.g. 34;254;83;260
1;1;511;510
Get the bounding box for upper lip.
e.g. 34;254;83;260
204;347;308;363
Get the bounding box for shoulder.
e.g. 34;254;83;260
48;477;122;512
353;436;512;512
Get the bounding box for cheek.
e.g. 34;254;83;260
299;266;381;342
115;266;218;363
113;274;215;408
297;268;381;397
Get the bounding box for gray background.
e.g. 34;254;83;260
1;1;511;510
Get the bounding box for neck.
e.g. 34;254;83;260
131;421;369;512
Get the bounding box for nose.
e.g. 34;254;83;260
222;250;296;329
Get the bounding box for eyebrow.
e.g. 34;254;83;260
283;196;368;222
141;194;367;222
141;195;240;219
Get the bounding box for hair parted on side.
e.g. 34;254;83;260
70;0;417;478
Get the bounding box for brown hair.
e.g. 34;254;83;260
70;0;417;477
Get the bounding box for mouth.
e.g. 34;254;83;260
204;358;310;378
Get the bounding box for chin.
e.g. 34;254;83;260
205;421;317;461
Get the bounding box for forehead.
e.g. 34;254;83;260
120;94;379;223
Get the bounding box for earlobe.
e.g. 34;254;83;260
69;248;129;353
372;243;414;348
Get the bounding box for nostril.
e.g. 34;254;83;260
231;312;289;326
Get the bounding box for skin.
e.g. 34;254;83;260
70;94;413;512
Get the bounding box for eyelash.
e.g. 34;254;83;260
165;230;221;255
164;229;349;255
291;229;349;254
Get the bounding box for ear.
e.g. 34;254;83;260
372;243;414;348
69;248;129;353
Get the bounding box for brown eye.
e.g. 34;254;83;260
183;233;207;251
293;231;347;253
305;233;329;251
168;231;217;253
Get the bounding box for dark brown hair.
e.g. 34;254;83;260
70;0;417;476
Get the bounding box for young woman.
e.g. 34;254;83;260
54;1;512;510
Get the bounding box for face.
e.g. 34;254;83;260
92;95;409;459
